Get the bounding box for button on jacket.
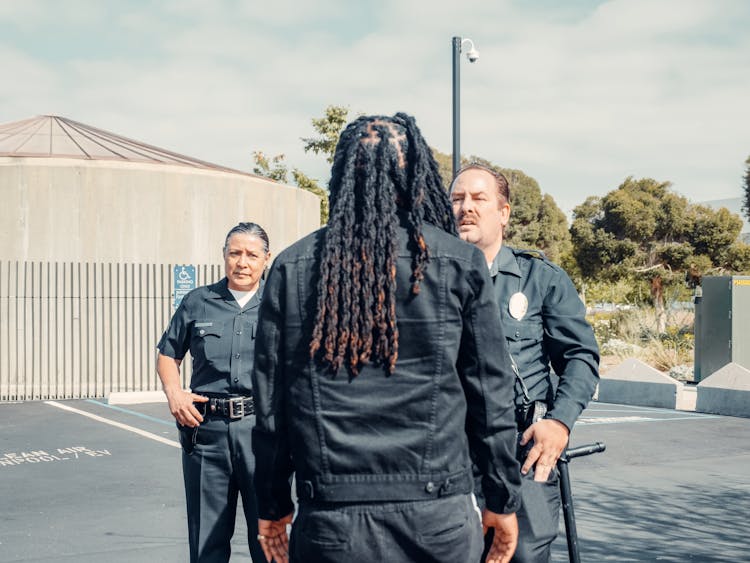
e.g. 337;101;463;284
489;246;599;430
252;221;523;520
157;277;263;394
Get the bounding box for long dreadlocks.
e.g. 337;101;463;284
309;112;457;376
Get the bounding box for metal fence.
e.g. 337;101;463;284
0;261;222;401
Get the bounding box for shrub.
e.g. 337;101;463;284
590;305;695;378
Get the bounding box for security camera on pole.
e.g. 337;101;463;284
452;36;479;179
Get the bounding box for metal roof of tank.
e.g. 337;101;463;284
0;115;248;174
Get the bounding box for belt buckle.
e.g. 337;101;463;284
229;397;244;419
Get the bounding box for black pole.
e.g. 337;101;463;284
557;456;580;563
558;442;606;563
452;36;461;179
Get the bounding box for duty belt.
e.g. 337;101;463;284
197;396;254;419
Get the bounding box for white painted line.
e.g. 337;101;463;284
577;414;720;426
45;401;180;449
578;416;653;425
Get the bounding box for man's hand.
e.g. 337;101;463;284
258;513;293;563
482;510;518;563
519;418;569;482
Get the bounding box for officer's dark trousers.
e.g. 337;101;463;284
179;415;267;563
290;493;482;563
482;468;560;563
512;468;561;563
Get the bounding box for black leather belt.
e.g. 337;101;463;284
197;396;254;419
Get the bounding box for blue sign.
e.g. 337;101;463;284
173;265;196;309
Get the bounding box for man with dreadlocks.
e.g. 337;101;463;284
251;113;522;563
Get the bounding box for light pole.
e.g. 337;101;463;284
452;36;480;178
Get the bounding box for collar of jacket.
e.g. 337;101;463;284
488;245;522;279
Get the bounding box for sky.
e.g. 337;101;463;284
1;0;749;216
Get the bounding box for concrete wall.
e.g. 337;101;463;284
696;363;750;418
0;157;320;263
597;358;684;409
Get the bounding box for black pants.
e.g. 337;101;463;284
179;415;266;563
482;467;561;563
290;493;483;563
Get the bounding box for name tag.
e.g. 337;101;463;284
195;322;213;327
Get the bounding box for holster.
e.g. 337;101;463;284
515;400;548;461
516;400;548;431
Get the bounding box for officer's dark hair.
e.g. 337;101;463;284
452;163;511;203
222;222;270;255
309;112;455;376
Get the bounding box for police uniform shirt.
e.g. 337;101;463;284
489;246;599;430
157;278;263;395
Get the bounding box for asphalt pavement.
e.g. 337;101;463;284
0;399;747;562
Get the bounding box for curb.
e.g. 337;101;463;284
107;391;167;405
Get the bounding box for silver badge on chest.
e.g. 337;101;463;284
508;292;528;320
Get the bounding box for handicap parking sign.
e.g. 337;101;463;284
173;265;196;309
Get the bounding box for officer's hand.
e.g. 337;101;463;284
520;419;569;482
482;509;518;563
258;513;293;563
165;389;208;428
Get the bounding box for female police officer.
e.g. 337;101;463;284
157;222;271;563
251;114;523;563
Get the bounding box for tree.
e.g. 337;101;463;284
252;106;350;224
252;151;289;183
743;154;750;223
571;176;750;332
301;105;350;164
431;148;455;188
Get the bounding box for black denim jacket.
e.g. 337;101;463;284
251;222;522;519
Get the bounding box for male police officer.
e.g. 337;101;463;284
450;164;599;563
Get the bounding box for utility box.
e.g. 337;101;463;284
694;276;750;382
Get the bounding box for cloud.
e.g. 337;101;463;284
1;0;749;217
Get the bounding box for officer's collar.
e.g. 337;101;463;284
206;278;232;299
489;245;522;278
207;277;265;306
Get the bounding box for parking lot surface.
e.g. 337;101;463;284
1;399;747;562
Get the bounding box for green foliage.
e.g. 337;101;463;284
252;151;289;183
431;148;456;188
743;154;750;223
301;105;350;164
589;305;695;377
571;176;750;285
689;204;742;257
724;243;750;273
582;279;639;305
571;176;750;334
